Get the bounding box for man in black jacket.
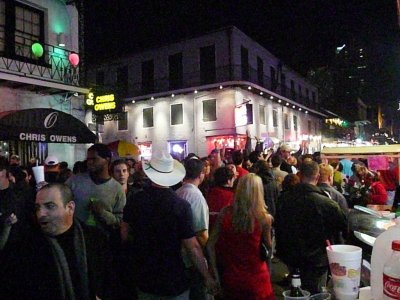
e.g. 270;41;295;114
0;183;113;300
275;161;347;294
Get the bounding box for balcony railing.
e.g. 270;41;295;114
0;38;81;86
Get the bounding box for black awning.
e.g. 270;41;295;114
0;108;96;144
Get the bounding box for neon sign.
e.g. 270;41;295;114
86;93;117;112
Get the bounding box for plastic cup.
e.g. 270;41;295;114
309;293;331;300
283;290;311;300
32;165;45;183
326;245;362;300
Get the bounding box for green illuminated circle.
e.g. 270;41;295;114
31;42;44;58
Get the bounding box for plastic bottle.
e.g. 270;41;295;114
371;217;400;300
383;240;400;299
290;269;304;297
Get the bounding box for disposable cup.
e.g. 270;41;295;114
326;245;362;300
32;165;45;183
309;292;331;300
283;290;311;300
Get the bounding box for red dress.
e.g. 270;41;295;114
216;209;275;300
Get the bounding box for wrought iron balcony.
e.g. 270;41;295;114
0;38;81;87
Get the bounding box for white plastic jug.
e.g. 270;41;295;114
371;217;400;300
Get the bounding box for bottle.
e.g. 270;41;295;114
371;217;400;300
383;240;400;299
290;270;304;297
86;198;96;226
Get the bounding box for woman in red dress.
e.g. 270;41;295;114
207;173;275;300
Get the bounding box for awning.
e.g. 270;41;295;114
0;108;96;144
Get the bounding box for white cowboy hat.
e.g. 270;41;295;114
142;150;185;187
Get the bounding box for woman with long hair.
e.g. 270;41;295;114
207;173;275;300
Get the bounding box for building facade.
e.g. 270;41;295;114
0;0;92;166
87;27;325;158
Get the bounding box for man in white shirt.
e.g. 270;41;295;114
176;157;209;300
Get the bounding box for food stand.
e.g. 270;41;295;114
321;145;399;287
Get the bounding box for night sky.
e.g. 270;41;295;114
84;0;400;105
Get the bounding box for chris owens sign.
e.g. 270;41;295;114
18;111;77;143
86;93;117;112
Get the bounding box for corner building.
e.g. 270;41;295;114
88;26;326;158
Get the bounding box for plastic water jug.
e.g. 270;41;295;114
371;217;400;300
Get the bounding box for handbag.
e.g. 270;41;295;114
260;240;269;261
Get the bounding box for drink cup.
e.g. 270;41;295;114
32;165;45;183
283;290;311;300
326;245;362;300
309;292;331;300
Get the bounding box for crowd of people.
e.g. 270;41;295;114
0;140;396;299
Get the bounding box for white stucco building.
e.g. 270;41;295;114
87;26;326;158
0;0;93;166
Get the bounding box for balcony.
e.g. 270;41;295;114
0;38;87;94
92;64;319;110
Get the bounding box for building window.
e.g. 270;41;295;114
290;80;296;100
281;73;286;96
171;103;183;125
270;66;276;90
117;66;128;97
259;104;266;125
293;115;298;131
284;113;289;129
0;0;5;52
203;99;216;122
308;120;312;133
14;3;44;59
118;112;128;131
241;46;249;81
96;70;104;85
141;60;154;93
200;45;216;84
0;1;44;59
143;107;154;128
169;52;183;89
272;109;278;127
257;56;264;86
312;91;316;107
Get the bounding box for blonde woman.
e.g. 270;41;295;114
207;173;275;300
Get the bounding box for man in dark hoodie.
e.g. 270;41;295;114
275;161;347;294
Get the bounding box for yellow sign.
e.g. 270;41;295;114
86;93;117;112
86;92;94;106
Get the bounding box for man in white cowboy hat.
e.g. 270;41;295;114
121;150;219;300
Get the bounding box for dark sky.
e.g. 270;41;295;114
84;0;400;104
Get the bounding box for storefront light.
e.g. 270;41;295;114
270;96;274;100
194;90;198;94
248;86;252;90
172;144;184;154
278;99;282;103
260;92;263;95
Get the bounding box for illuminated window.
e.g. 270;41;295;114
143;107;154;128
203;99;216;122
171;103;183;125
259;104;266;125
272;109;278;127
